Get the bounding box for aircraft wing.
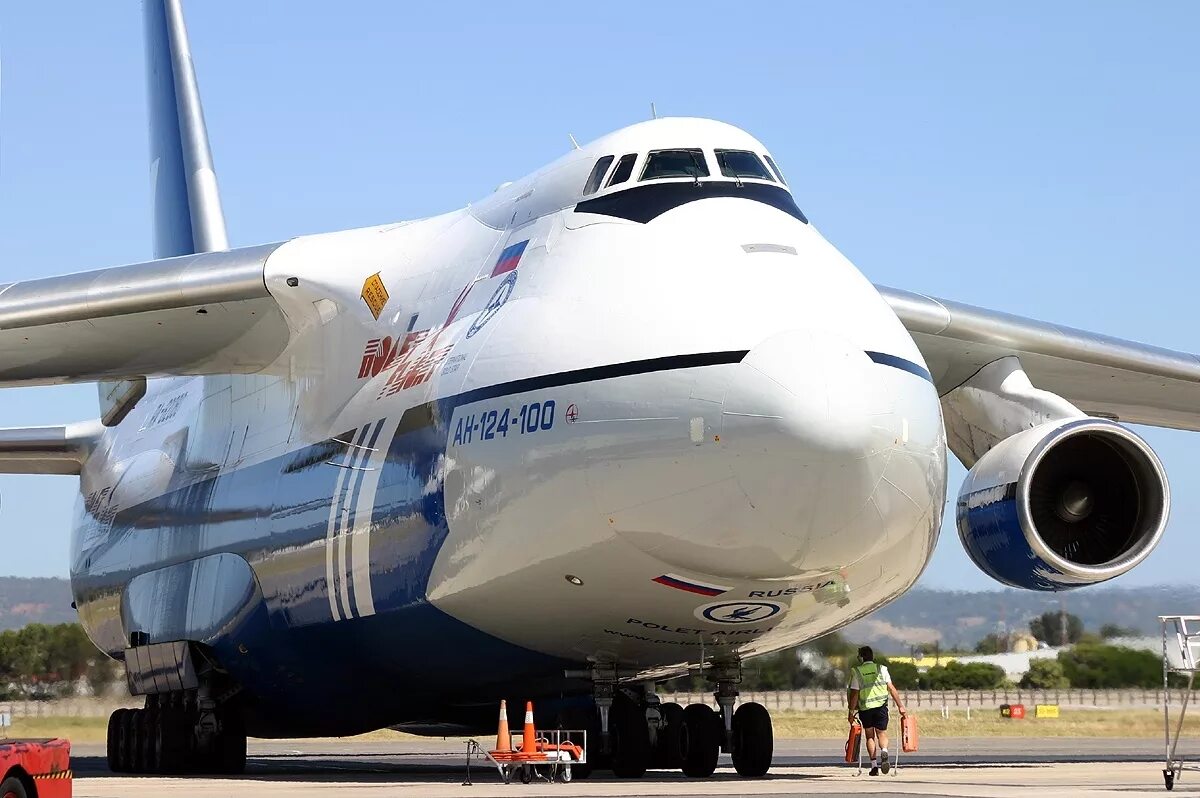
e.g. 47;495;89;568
879;285;1200;432
0;243;288;387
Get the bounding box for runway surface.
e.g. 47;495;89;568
69;737;1189;797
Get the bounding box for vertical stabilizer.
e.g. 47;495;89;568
144;0;228;258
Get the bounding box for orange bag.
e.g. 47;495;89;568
901;714;919;753
844;720;863;763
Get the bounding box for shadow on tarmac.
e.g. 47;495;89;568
69;749;1163;783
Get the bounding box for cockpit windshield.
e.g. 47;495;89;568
640;149;709;181
715;149;774;182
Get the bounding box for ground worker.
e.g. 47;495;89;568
846;645;907;775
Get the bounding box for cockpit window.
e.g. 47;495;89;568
606;153;637;187
764;155;787;186
582;155;615;196
640;148;709;181
715;149;774;181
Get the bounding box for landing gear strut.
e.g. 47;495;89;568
702;661;774;778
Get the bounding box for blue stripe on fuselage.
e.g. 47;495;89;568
77;349;754;735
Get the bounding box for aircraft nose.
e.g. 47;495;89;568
715;330;889;577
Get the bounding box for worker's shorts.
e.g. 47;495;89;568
859;705;889;731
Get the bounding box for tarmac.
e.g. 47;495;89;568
67;737;1194;797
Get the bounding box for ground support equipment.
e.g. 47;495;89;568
464;730;587;785
1160;615;1200;790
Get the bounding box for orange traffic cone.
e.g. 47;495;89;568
495;700;511;753
520;701;537;754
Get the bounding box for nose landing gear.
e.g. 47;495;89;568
707;661;774;778
572;659;774;779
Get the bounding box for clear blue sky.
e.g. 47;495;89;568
0;2;1197;590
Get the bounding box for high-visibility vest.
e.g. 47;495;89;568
853;662;889;710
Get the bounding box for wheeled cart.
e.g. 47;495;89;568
464;729;587;785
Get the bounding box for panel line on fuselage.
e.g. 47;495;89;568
399;350;754;433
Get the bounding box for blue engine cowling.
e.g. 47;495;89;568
957;418;1169;591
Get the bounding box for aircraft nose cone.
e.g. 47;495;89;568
713;330;889;577
725;330;876;459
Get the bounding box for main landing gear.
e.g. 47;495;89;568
576;660;774;779
107;690;247;775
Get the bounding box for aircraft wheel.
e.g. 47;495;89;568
610;696;650;778
731;702;773;778
214;711;248;774
106;709;124;772
158;708;192;773
656;702;684;768
117;708;137;773
136;709;159;773
679;704;720;778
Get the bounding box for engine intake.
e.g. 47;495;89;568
957;418;1168;591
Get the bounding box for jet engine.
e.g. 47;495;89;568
956;417;1168;591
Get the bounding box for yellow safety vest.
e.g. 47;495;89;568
853;662;889;710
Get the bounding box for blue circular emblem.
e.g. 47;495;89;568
467;272;517;339
695;601;785;625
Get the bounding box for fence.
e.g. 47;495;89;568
0;697;140;719
1;689;1195;719
662;689;1197;711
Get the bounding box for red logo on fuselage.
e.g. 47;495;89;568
359;336;400;379
358;331;452;398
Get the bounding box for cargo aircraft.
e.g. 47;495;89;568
1;0;1195;780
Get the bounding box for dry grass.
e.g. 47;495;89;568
772;708;1200;738
3;708;1193;746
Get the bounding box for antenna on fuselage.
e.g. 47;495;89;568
650;102;658;120
568;133;580;150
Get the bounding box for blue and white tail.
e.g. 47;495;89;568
144;0;228;259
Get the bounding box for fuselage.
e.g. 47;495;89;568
69;118;946;735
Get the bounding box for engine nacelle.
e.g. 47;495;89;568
957;418;1169;591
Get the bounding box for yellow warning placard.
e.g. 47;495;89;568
360;272;389;320
1035;704;1059;718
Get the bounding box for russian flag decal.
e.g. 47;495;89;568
653;573;732;597
491;240;529;277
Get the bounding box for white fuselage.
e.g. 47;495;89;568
73;118;945;684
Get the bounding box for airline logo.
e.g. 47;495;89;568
359;337;399;379
491;240;528;277
357;332;452;398
652;573;732;597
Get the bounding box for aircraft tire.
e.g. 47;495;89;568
655;702;684;768
157;708;191;773
214;711;247;775
128;708;143;773
106;709;124;772
117;708;136;773
731;702;773;777
679;704;720;778
136;709;159;773
609;697;650;778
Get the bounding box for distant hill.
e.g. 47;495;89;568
844;584;1200;653
0;577;75;630
0;575;1195;653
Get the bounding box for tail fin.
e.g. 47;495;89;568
144;0;228;258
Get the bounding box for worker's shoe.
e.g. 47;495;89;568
869;766;879;776
881;751;890;774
